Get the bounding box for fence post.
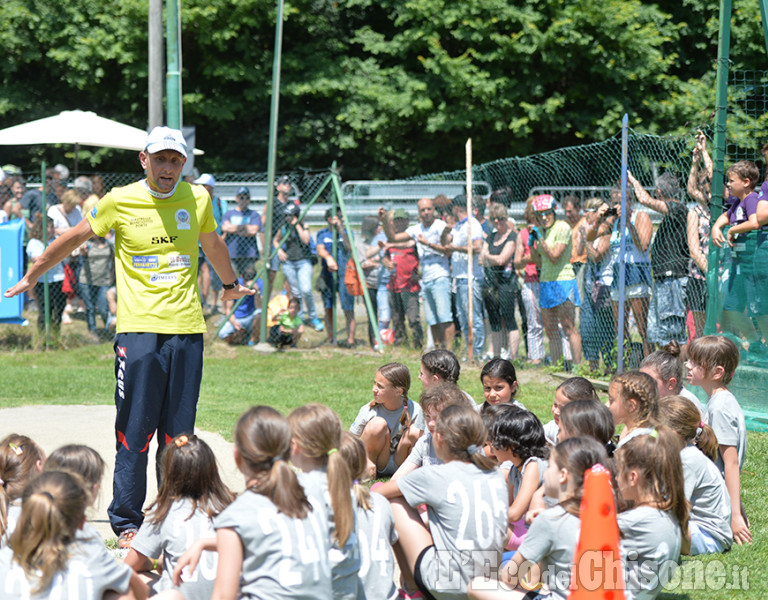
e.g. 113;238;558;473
705;0;732;336
258;0;286;344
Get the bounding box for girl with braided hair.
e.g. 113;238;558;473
606;370;659;448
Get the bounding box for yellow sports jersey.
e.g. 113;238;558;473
87;181;215;334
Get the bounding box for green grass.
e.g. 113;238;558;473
1;329;766;599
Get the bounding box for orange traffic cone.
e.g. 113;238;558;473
569;464;624;600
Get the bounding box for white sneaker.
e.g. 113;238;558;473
500;348;510;360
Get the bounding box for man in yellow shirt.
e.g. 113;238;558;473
4;126;253;546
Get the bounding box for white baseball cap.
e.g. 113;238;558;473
193;173;216;188
144;126;187;158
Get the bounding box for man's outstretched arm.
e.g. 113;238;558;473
5;218;94;298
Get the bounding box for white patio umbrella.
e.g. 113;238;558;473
0;109;203;173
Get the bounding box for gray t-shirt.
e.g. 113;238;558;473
617;507;682;600
298;469;360;600
213;489;332;600
355;492;398;600
506;456;548;499
0;540;132;600
517;506;580;600
543;420;559;446
681;446;732;550
705;390;746;474
680;387;706;416
350;399;426;450
131;499;218;600
405;433;442;468
397;461;508;600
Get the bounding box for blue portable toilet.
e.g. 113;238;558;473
0;219;28;325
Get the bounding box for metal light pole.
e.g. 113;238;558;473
257;0;286;346
165;0;183;128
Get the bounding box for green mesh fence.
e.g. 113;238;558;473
408;128;710;375
8;83;768;433
706;70;768;432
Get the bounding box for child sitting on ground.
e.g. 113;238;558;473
392;381;471;479
267;296;304;349
0;434;45;545
542;376;600;445
350;363;425;478
479;358;526;413
687;335;750;545
606;370;658;447
488;408;549;550
126;434;235;600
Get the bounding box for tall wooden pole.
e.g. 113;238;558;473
465;138;474;361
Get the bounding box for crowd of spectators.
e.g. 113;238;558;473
1;164;114;343
6;130;765;366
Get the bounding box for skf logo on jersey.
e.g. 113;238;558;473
151;236;179;244
175;208;191;230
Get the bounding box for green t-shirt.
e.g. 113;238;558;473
278;313;302;329
540;220;575;282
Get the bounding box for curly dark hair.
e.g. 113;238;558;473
490;409;548;460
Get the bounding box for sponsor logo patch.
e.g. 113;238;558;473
168;255;191;268
132;255;159;269
149;273;178;283
90;206;97;218
175;208;191;230
130;217;153;228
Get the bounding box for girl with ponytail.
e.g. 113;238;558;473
0;470;148;599
289;404;359;600
175;406;332;600
377;404;508;600
0;434;45;544
124;433;234;600
615;426;690;600
657;395;733;555
339;432;397;600
350;363;425;477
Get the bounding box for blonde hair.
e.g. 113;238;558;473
340;432;372;511
610;371;658;427
235;407;310;519
9;471;87;594
436;404;495;470
0;434;45;539
60;189;80;208
584;197;604;211
288;404;354;546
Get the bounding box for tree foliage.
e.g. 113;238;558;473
0;0;766;178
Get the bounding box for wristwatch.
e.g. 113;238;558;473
222;280;237;290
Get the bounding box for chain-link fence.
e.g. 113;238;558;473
6;71;768;433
